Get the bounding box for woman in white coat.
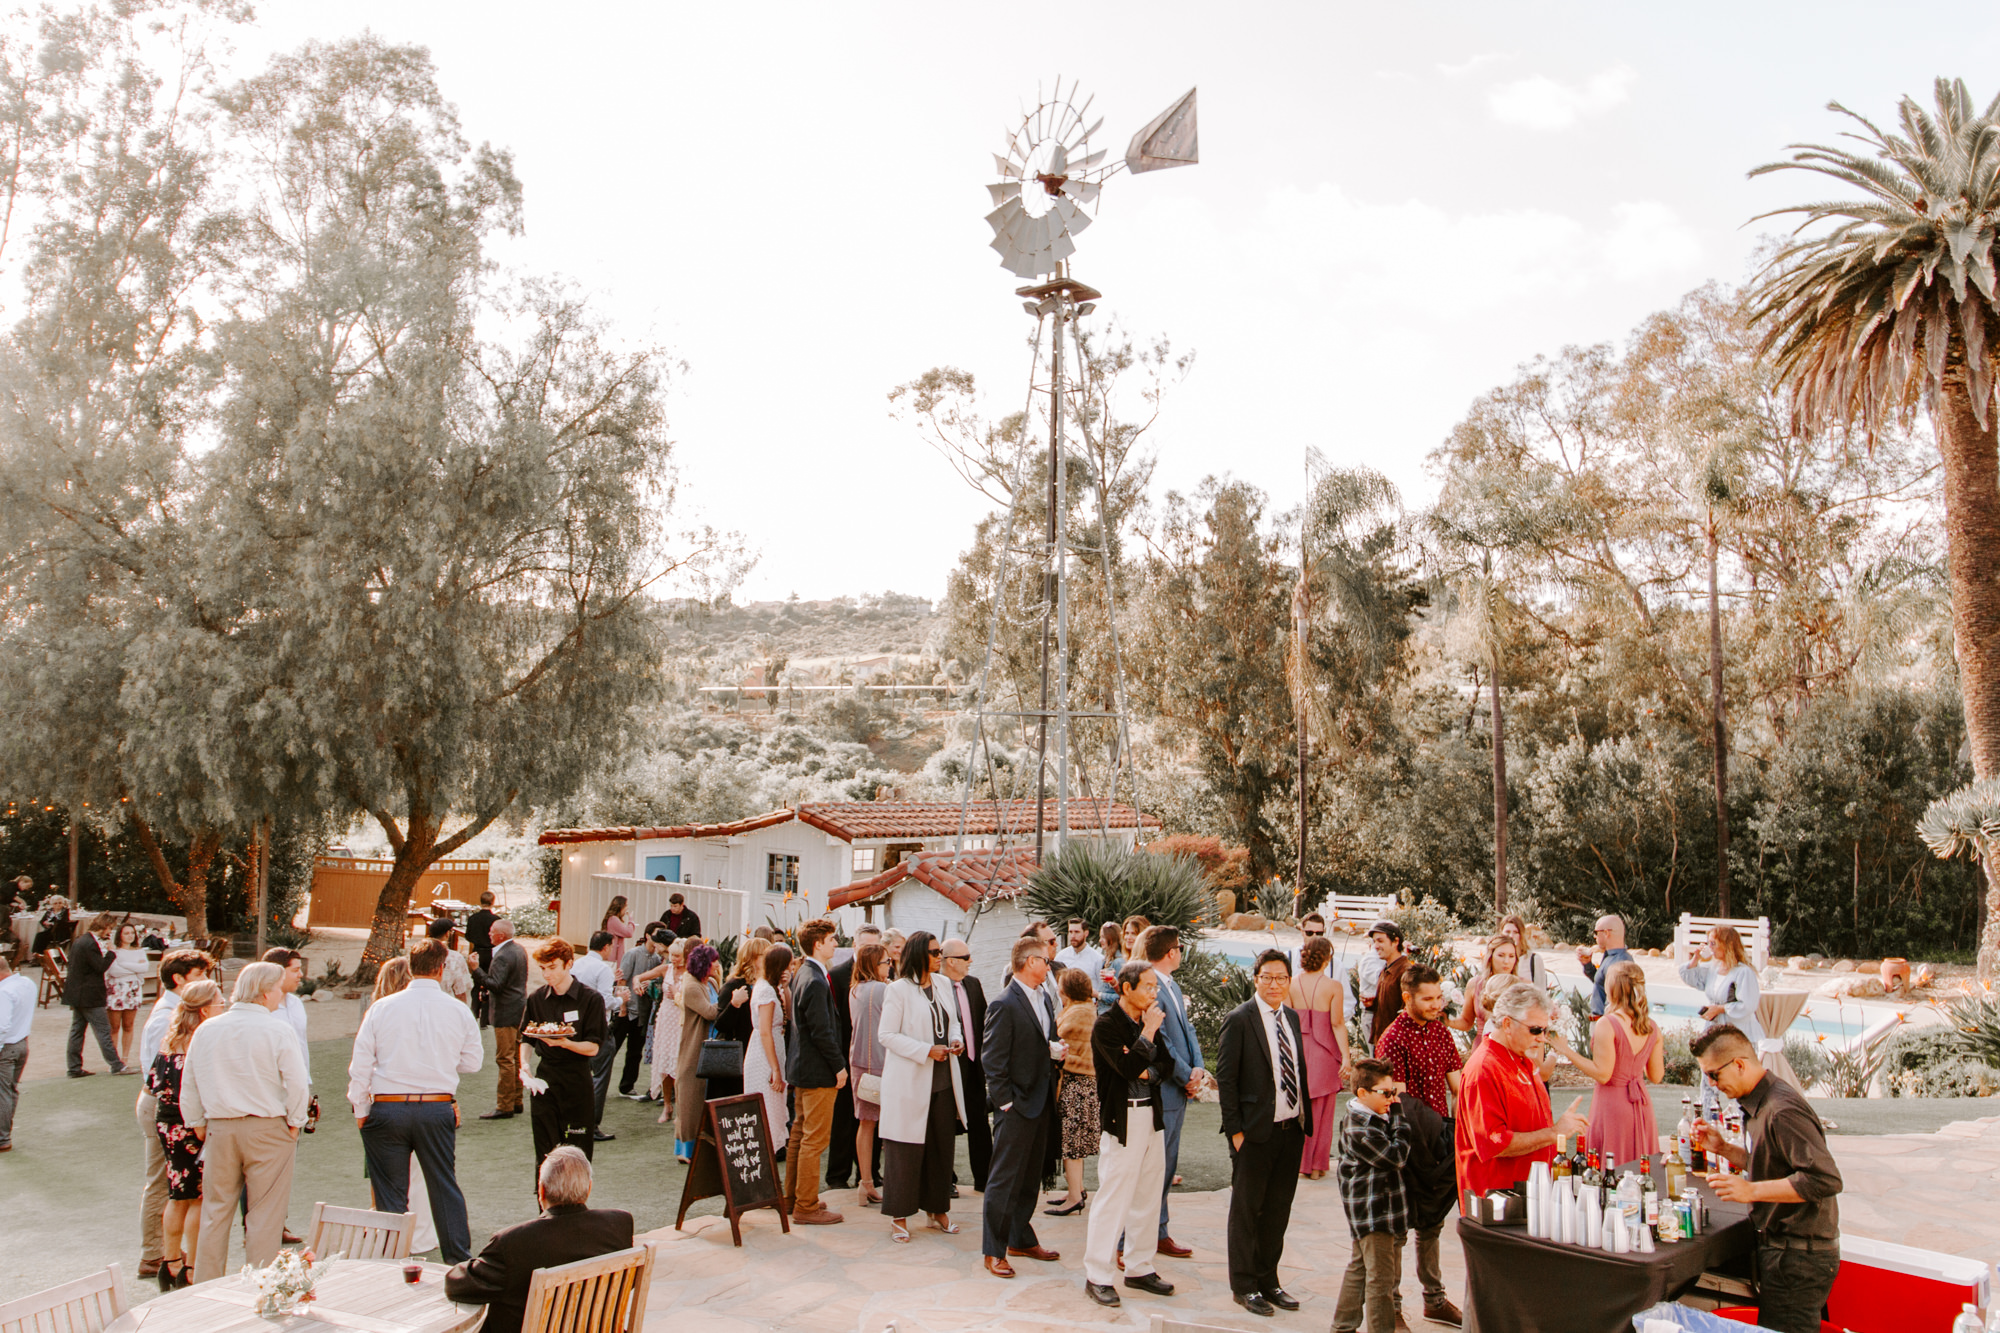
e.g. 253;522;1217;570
877;931;965;1244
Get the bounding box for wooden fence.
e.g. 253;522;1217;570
307;857;490;929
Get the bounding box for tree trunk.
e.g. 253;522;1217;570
128;814;221;940
1295;574;1310;908
1708;518;1732;918
358;791;517;981
1934;374;2000;979
1488;640;1509;916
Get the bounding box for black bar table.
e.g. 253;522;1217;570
1458;1157;1754;1333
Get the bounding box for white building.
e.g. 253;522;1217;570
541;799;1159;982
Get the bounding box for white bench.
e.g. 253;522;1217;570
1673;913;1771;971
1315;893;1398;932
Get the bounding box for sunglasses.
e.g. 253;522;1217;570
1302;929;1325;937
927;946;943;956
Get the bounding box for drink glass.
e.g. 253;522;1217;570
403;1264;423;1284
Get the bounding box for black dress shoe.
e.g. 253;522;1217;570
1085;1281;1121;1307
477;1109;516;1120
1234;1291;1276;1317
593;1130;615;1141
67;1069;95;1078
1124;1272;1175;1297
1265;1287;1301;1311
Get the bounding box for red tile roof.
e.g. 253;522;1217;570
797;800;1160;842
538;800;1159;847
536;809;797;846
828;847;1042;913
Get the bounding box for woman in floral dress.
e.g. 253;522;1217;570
648;939;687;1111
148;978;224;1290
105;922;150;1068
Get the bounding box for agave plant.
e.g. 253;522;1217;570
1022;841;1216;938
1748;79;2000;978
1942;985;2000;1068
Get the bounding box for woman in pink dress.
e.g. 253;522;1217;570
1552;960;1663;1167
600;896;635;963
1289;935;1350;1179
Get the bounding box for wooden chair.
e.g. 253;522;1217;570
0;1263;127;1333
35;947;66;1009
1318;892;1398;929
304;1202;417;1260
521;1243;656;1333
1674;912;1773;971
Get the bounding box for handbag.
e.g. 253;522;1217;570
857;1071;883;1102
696;1019;744;1080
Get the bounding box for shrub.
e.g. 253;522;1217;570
1941;991;2000;1068
1179;945;1253;1064
1882;1024;2000;1098
1660;1026;1698;1086
1023;842;1216;939
1785;1035;1831;1092
1555;984;1596;1061
506;902;557;938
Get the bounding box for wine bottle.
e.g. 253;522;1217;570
1553;1134;1571;1180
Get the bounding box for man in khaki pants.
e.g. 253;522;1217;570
181;961;312;1281
135;950;213;1277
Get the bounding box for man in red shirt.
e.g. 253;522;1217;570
1454;982;1587;1200
1373;963;1466;1327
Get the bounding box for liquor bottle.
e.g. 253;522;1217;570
1690;1127;1709;1173
1676;1097;1694;1166
1641;1173;1659;1228
1553;1134;1571;1181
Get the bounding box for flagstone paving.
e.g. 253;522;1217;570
638;1117;2000;1332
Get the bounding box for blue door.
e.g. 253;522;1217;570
643;855;681;883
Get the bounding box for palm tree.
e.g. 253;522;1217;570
1747;78;2000;977
1289;460;1400;906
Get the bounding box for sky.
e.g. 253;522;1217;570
234;0;2000;604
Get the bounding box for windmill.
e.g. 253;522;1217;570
957;80;1198;868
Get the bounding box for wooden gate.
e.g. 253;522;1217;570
306;857;491;929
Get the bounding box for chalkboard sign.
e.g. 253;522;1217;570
675;1094;789;1245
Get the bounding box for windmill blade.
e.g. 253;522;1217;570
1125;86;1198;173
1060;179;1101;206
1049;231;1076;263
1070;148;1107;173
993;152;1017;177
987;181;1022;206
1069;116;1104;148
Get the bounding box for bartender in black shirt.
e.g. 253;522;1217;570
520;938;608;1179
1691;1024;1843;1333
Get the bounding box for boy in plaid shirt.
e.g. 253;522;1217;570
1335;1058;1412;1333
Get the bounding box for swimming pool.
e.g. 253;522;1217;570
1198;934;1901;1049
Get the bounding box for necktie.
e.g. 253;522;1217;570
1274;1007;1298;1113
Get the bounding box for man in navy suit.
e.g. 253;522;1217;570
1143;926;1206;1259
980;935;1065;1279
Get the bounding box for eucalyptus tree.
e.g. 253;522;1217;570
0;0;244;926
1748;78;2000;975
1289;463;1403;902
190;37;728;973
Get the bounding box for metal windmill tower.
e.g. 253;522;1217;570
955;80;1198;865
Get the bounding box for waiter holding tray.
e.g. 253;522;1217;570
520;939;607;1179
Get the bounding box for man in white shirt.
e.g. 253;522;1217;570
263;948;313;1078
573;931;620;1140
182;962;312;1281
1053;917;1104;981
0;953;35;1152
347;938;483;1263
135;949;211;1276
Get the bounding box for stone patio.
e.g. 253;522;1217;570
637;1117;2000;1332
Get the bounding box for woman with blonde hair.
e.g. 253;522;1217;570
1498;914;1547;989
709;938;770;1102
744;943;793;1146
1551;961;1663;1166
1450;935;1522;1040
147;979;224;1289
1677;924;1763;1045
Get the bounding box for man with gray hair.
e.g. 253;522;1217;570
1453;982;1587;1206
445;1145;635;1333
181;961;312;1280
475;918;529;1119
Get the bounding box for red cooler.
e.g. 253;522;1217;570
1826;1234;1991;1332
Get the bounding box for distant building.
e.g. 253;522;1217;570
538;799;1159;982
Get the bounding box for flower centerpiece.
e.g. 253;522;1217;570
242;1249;337;1317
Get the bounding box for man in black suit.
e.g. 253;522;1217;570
939;938;991;1191
63;912;131;1077
1215;948;1312;1317
784;918;846;1225
980;934;1064;1279
445;1146;633;1333
823;923;882;1191
464;891;499;1026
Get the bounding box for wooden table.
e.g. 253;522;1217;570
106;1260;486;1333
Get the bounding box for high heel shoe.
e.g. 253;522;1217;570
890;1218;911;1244
928;1213;961;1234
156;1259;184;1293
859;1185;882;1206
1042;1196;1087;1217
